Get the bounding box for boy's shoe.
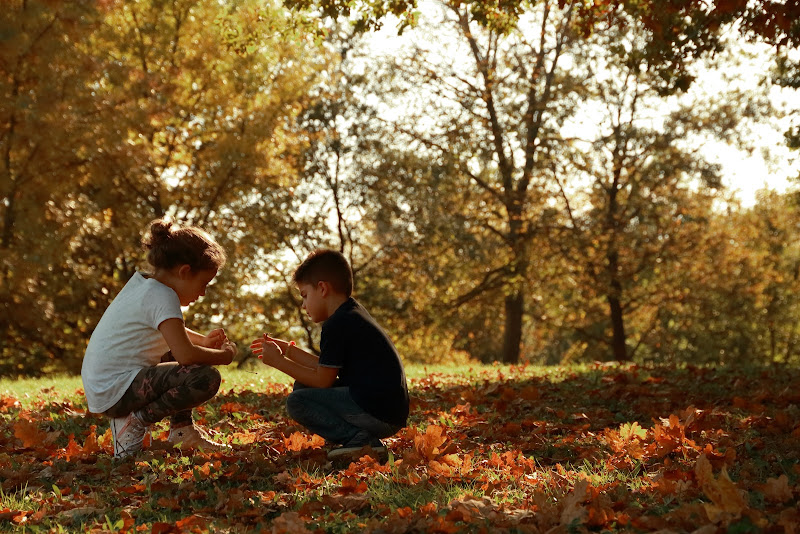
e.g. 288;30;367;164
168;424;230;452
111;412;148;459
328;439;388;462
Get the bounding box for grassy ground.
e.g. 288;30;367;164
1;362;799;532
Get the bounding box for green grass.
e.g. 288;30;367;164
0;362;508;408
0;484;40;513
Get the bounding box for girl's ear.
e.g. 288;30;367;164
177;264;193;279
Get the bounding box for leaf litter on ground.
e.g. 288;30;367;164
1;362;799;532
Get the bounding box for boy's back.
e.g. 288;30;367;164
320;298;409;427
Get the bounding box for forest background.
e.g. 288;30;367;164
2;0;800;378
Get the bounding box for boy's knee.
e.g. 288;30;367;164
286;389;311;421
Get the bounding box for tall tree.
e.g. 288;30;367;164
357;0;585;363
1;0;326;375
0;0;107;374
552;24;767;361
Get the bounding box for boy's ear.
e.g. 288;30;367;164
318;280;330;297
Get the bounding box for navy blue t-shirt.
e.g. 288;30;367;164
318;298;409;426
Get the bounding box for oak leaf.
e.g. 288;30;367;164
82;426;101;455
560;479;589;526
64;434;82;461
695;454;748;524
757;475;793;503
414;425;447;461
13;418;49;448
269;511;311;534
283;432;324;451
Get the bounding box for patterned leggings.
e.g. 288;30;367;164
103;359;221;428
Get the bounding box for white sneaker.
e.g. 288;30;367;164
168;424;230;452
328;441;388;462
110;412;147;458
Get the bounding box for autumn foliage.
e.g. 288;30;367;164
1;363;798;532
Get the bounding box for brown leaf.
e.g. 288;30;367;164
695;454;749;524
269;511;311;534
560;479;589;526
758;475;793;503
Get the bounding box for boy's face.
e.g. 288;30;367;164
298;282;328;323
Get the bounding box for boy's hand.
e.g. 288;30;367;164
201;328;228;349
250;334;283;367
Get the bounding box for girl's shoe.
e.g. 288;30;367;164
111;412;148;458
328;439;388;462
168;424;230;452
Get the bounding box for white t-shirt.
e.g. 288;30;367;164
81;272;184;413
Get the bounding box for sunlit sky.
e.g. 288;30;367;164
360;4;800;207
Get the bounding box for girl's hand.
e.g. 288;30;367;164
221;340;238;361
202;328;228;349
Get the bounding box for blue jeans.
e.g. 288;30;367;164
286;385;401;446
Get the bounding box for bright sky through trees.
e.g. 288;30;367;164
361;2;800;207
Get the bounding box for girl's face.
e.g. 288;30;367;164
175;267;218;306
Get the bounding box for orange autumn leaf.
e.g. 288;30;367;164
231;432;256;445
13;418;46;448
175;514;207;531
64;434;82;461
219;402;250;414
414;425;447;460
0;396;20;413
339;476;368;494
82;426;102;455
157;496;181;511
283;431;324;452
150;522;176;534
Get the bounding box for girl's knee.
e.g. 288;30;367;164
188;365;221;396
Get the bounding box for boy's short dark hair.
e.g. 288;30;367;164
293;249;353;297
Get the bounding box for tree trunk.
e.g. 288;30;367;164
607;280;629;361
502;291;524;363
605;243;629;361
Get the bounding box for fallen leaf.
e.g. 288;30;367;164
13;418;46;448
695;454;749;524
758;475;792;503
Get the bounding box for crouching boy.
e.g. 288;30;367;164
250;249;409;461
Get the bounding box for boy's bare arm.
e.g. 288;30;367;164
250;334;337;388
252;335;320;368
